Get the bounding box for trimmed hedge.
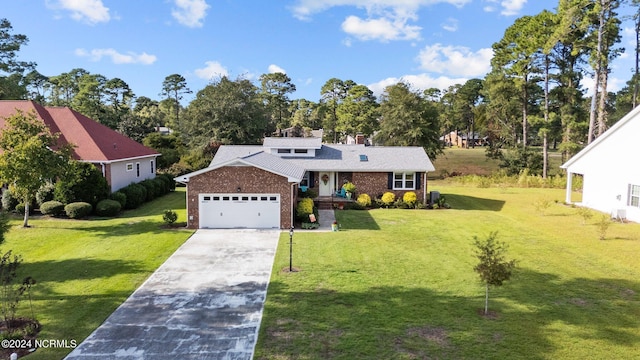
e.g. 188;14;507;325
95;199;122;217
119;183;147;209
109;191;127;209
40;201;65;216
65;202;93;219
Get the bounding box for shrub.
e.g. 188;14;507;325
64;202;93;219
381;192;396;206
119;183;147;209
356;193;372;207
155;173;177;191
343;182;356;194
298;188;317;199
14;203;35;215
95;199;122;217
296;198;315;221
140;179;161;201
36;182;56;207
163;210;178;225
109;191;127;209
403;191;418;206
54;161;109;206
1;189;18;211
40;201;65;216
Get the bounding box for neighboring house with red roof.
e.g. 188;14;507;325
0;100;160;192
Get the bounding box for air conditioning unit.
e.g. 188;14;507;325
429;191;440;205
612;209;626;222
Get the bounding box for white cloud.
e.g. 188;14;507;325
268;64;287;74
290;0;470;43
441;18;458;32
417;43;492;77
368;73;469;97
500;0;527;16
47;0;110;24
75;48;156;64
342;15;421;41
172;0;210;28
290;0;471;20
194;61;228;79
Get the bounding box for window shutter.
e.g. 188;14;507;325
309;172;315;188
415;172;421;189
388;173;393;189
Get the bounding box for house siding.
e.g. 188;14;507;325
185;165;293;229
109;157;157;191
564;110;640;222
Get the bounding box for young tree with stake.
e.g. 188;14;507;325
473;232;517;315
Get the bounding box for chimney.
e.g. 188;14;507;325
355;133;365;145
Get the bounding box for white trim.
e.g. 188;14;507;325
392;172;416;190
561;104;640;169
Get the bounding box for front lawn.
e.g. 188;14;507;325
2;188;192;359
256;183;640;359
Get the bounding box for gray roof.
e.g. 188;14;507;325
212;143;435;173
263;137;322;149
240;152;306;181
175;148;305;183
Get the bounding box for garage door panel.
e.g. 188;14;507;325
199;194;280;229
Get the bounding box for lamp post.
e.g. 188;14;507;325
289;226;294;272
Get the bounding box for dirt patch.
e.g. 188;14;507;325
568;298;589;307
477;308;500;319
406;326;450;347
280;266;300;273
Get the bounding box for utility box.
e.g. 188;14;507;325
429;191;440;205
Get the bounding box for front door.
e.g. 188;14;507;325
318;172;334;196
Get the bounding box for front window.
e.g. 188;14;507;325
300;172;311;187
393;172;415;190
629;185;640;207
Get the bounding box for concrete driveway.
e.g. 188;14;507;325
66;229;280;360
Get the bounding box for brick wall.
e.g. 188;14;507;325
351;172;426;202
186;166;294;229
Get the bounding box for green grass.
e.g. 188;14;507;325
2;188;192;359
256;182;640;359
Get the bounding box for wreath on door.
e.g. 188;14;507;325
321;173;329;185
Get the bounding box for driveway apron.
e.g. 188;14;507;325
66;229;280;360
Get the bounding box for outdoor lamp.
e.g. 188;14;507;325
289;227;294;272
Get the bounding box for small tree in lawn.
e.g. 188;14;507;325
473;232;517;315
0;110;72;227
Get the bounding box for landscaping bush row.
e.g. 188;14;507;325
345;191;449;210
1;173;176;218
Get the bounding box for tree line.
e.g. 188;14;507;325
1;0;639;177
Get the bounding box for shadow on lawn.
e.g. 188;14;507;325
445;194;505;211
257;269;640;359
334;210;380;230
21;258;145;283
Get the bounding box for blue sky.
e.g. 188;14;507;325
3;0;638;104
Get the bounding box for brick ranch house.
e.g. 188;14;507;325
0;100;160;192
175;137;436;229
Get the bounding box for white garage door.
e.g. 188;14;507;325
199;193;280;229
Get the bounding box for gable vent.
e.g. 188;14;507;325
359;154;368;162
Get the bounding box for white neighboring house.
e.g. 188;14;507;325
561;106;640;222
